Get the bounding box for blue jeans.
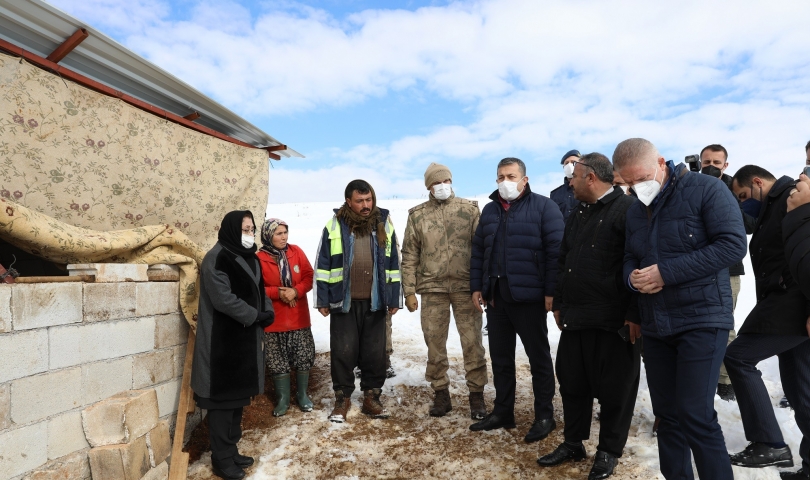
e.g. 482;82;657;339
644;328;733;480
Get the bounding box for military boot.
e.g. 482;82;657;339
469;391;486;420
361;388;390;419
329;390;351;423
429;389;452;417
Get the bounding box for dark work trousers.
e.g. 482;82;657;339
208;407;243;468
330;299;387;397
485;288;555;420
644;328;733;480
725;334;810;472
556;329;641;458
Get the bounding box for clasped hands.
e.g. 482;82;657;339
630;264;665;294
278;287;298;307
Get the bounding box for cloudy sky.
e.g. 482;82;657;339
50;0;810;203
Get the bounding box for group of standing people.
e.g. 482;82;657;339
190;138;810;480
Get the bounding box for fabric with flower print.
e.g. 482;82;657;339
0;52;269;253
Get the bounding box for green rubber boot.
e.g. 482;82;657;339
296;370;314;412
272;373;291;417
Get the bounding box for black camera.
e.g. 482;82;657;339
685;154;701;172
803;166;810;177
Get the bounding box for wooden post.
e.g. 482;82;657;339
168;328;196;480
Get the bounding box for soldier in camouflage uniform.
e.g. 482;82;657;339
401;162;488;419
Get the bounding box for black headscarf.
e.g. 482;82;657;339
218;210;257;259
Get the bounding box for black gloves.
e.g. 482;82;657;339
256;310;274;328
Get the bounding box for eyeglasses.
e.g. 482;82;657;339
572;160;593;171
242;228;255;234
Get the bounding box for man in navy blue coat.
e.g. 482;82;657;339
469;157;565;444
614;138;746;480
550;149;581;222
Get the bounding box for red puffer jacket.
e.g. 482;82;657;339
257;244;313;332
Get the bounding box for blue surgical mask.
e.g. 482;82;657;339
741;198;762;218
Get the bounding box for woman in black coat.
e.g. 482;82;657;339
191;210;274;480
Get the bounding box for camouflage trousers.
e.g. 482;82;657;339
420;292;487;392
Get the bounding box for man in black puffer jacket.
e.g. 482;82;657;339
725;166;810;480
469;157;564;443
536;153;639;480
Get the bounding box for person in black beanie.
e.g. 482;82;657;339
191;210;274;480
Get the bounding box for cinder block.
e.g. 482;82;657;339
68;263;148;283
136;282;179;317
154;314;188;349
132;350;173;389
0;285;10;332
153;379;182;418
0;382;9;431
0;421;48;478
172;344;187;378
11;368;82;425
47;410;90;460
87;435;150;480
145;419;171;468
141;461;168;480
82;357;133;405
49;317;155;369
11;283;83;331
81;390;158;447
83;283;137;322
147;264;180;282
0;329;48;384
25;449;92;480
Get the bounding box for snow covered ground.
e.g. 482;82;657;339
188;197;804;479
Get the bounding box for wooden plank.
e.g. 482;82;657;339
14;275;95;283
46;28;88;63
168;328;196;480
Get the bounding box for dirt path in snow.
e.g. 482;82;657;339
185;352;661;479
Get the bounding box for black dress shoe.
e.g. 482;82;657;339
212;463;246;480
781;467;810;479
524;418;556;443
729;442;794;468
537;442;586;466
589;451;617;480
469;413;516;431
233;453;254;468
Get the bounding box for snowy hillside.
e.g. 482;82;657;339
188;197;802;480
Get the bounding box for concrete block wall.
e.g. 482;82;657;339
0;280;190;480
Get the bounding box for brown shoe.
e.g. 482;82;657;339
361;389;390;418
469;391;486;420
329;391;351;423
652;417;661;436
429;389;452;417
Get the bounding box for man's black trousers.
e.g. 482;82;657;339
725;334;810;472
485;288;555;420
330;299;387;397
208;407;243;468
644;328;733;480
556;328;640;458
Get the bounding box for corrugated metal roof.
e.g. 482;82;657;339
0;0;303;158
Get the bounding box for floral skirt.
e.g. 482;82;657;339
263;327;316;375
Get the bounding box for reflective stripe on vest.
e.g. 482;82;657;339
315;217;344;284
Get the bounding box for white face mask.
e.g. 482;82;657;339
241;234;255;248
563;162;575;179
631;166;662;206
620;185;629;194
498;179;522;201
432;183;453;201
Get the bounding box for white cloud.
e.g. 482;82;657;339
49;0;810;202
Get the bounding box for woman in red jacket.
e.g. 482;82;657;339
257;218;315;416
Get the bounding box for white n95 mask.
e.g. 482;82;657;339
563;162;575;179
632;167;662;206
432;183;453;201
241;234;255;248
